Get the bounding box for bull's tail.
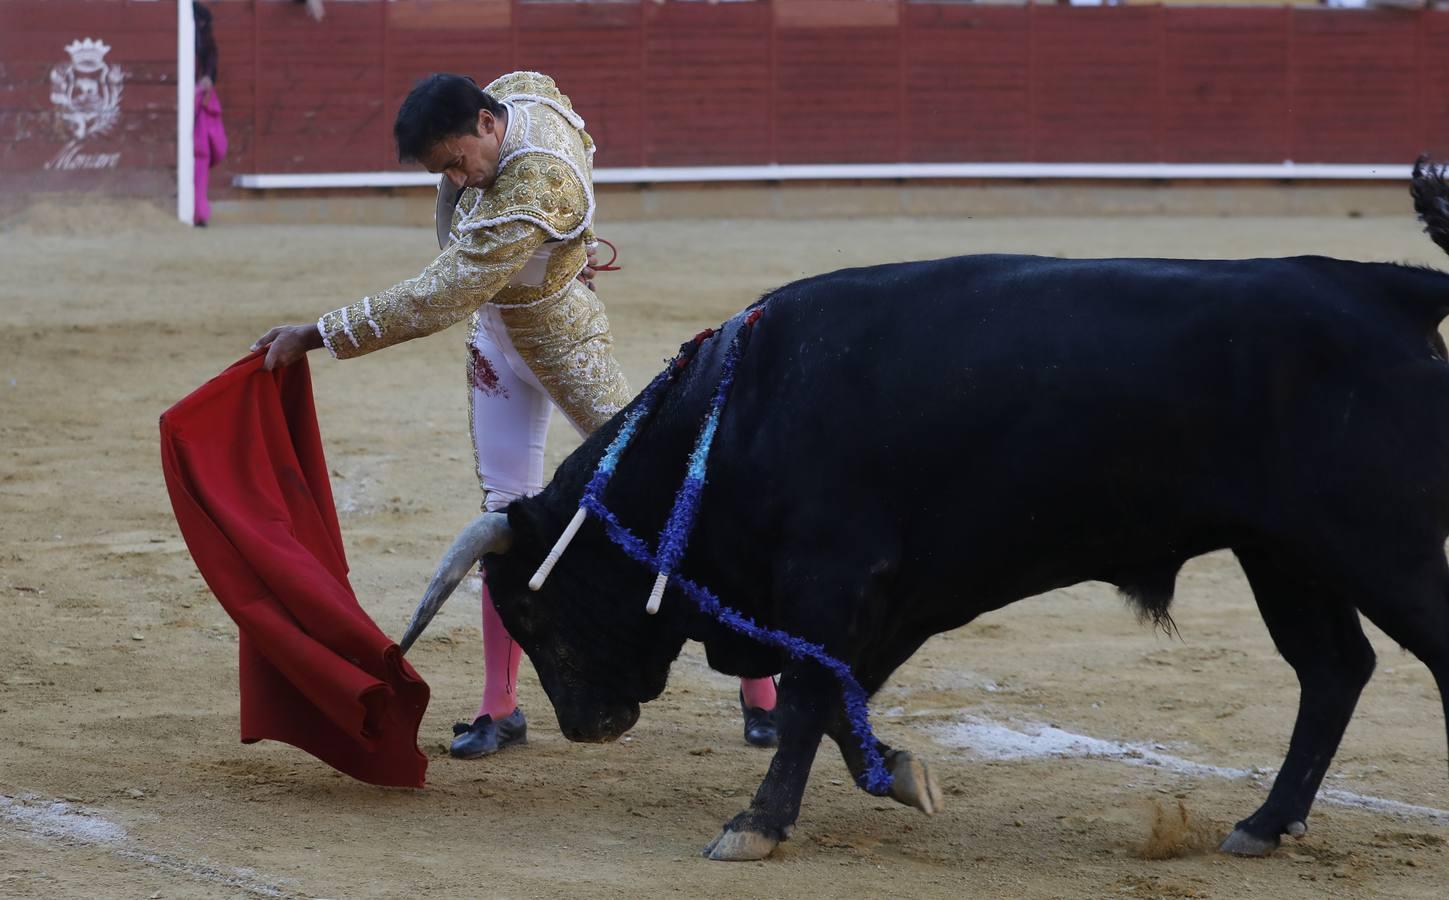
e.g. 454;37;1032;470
1412;155;1449;258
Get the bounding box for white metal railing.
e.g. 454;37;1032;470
233;161;1413;190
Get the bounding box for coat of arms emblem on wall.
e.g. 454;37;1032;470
50;38;124;141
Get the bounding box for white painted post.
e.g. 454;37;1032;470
176;0;195;224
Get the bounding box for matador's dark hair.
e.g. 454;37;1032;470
393;74;506;163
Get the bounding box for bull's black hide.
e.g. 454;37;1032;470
453;160;1449;860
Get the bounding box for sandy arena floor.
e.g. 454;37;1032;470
4;204;1449;899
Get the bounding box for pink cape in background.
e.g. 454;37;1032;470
193;85;227;224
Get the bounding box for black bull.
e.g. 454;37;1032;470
403;162;1449;860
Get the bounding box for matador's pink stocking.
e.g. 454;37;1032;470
478;581;524;720
740;676;777;711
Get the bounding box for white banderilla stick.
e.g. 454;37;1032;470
528;507;588;591
646;571;668;615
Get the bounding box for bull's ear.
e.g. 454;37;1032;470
503;496;551;545
503;498;534;540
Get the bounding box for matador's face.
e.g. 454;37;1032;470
420;107;507;192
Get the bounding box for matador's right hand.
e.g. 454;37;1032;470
251;323;324;371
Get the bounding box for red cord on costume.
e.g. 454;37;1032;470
594;237;622;271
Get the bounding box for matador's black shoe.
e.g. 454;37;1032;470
740;691;779;748
450;708;527;759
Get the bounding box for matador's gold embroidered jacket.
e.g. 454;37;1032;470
316;71;631;433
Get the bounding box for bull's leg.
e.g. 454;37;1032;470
702;662;836;861
1349;555;1449;782
826;714;945;816
823;635;943;816
1222;550;1376;856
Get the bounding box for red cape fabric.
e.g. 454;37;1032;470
160;354;429;788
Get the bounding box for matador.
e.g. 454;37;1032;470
252;72;781;759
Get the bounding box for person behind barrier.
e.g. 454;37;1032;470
192;2;227;227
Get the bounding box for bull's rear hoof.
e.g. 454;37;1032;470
887;751;944;816
702;827;780;861
1219;828;1280;857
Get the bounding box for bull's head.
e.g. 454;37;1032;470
397;501;685;743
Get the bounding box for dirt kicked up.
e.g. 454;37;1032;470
3;204;1449;898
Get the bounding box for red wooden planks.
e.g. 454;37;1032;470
1421;12;1449;160
644;0;772;166
383;0;512;174
1161;8;1289;163
514;0;645;168
774;0;897;30
901;4;1031;163
774;26;900;164
0;0;176;193
1030;6;1161;163
1288;8;1420;164
251;0;386;172
7;1;1449;202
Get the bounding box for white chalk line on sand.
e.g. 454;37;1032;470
0;794;296;898
926;716;1449;824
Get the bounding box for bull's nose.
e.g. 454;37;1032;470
608;703;640;736
562;703;639;743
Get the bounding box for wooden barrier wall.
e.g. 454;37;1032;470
5;1;1449;205
0;0;178;201
210;1;1449;176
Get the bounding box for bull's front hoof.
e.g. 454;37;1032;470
702;827;780;861
886;751;944;816
1219;828;1280;857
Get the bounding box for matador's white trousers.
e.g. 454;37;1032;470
469;303;580;515
466;302;571;720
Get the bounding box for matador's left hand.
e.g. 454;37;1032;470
578;246;597;292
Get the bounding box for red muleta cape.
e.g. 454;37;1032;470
160;354;429;788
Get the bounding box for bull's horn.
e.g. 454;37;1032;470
397;511;512;654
